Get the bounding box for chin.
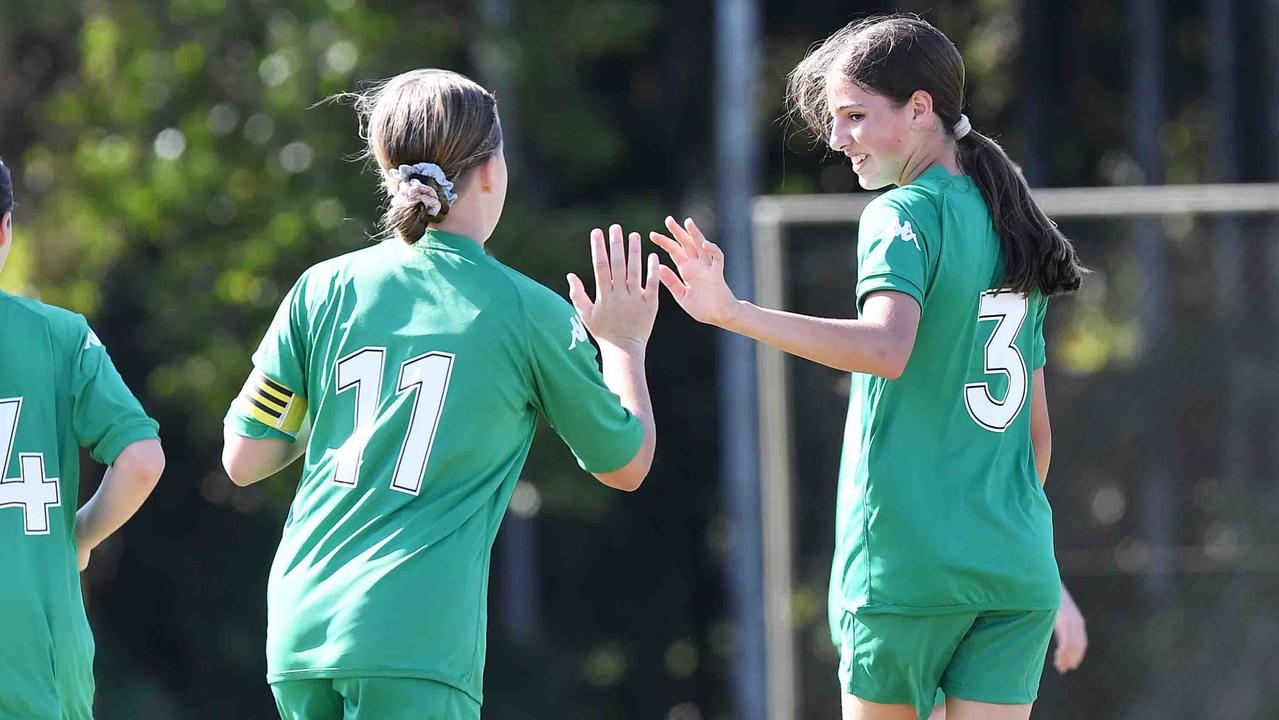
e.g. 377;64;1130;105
857;174;891;191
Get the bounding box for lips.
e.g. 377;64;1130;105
849;153;869;172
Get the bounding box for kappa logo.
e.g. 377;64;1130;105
568;316;589;350
881;218;920;251
83;329;102;350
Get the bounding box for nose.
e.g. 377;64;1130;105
828;120;849;152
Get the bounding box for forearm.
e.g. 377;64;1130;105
599;341;656;473
724;301;908;378
75;439;164;551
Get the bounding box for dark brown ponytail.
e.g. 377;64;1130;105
957;130;1083;295
0;158;12;217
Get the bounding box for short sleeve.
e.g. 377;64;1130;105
69;322;160;465
855;194;932;312
523;289;643;474
1031;296;1048;370
224;280;309;440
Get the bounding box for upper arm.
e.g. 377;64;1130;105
221;426;300;487
522;285;644;481
859;291;922;380
67;320;160;465
222;281;312;485
855;193;934;314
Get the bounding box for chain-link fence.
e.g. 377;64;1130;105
752;186;1279;720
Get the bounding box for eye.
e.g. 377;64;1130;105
849;112;865;122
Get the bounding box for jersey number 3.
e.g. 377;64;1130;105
0;398;61;535
964;292;1029;432
332;348;455;495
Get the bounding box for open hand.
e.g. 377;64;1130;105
567;224;661;350
649;216;741;328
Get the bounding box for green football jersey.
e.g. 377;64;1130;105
828;166;1060;634
225;230;643;703
0;292;160;720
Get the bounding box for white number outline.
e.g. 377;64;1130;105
331;348;456;495
0;397;61;535
964;292;1030;432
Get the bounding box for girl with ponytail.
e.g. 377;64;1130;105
650;15;1083;720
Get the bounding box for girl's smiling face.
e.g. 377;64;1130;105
825;73;929;190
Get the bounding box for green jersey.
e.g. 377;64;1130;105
829;166;1060;633
0;292;160;720
225;230;643;703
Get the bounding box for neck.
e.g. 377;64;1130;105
431;196;490;247
897;136;962;186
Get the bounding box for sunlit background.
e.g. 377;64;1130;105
2;0;1278;718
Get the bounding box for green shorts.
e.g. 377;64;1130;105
837;609;1055;720
270;677;480;720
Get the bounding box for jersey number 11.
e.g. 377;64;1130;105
331;348;455;496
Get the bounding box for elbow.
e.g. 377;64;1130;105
221;448;259;488
875;343;913;380
595;464;650;493
121;438;166;488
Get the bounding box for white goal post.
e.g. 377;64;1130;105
750;182;1279;720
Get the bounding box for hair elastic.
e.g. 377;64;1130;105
953;114;972;140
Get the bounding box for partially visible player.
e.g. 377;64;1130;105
927;583;1088;720
0;157;166;719
650;14;1084;720
222;69;661;720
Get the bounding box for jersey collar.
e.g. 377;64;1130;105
409;229;488;261
914;164;973;188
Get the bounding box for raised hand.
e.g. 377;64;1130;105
649;216;741;328
567;224;661;350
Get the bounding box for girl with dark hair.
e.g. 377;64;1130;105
651;15;1083;720
0;158;166;718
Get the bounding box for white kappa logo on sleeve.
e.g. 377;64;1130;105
881;218;920;251
84;329;103;350
568;316;589;350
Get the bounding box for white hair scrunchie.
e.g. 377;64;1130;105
953;114;972;140
387;162;458;215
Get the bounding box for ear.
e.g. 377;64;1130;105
474;155;496;193
908;90;935;129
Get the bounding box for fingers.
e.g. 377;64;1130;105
657;264;688;299
608;224;626;290
566;273;593;317
589;227;609;292
644;252;661;298
685;218;725;266
627;232;642;291
665;215;700;259
650;232;686;263
1053;620;1085;673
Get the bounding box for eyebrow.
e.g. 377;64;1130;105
835;103;866;112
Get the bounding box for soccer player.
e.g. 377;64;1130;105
650;15;1084;720
221;69;660;720
0;157;166;719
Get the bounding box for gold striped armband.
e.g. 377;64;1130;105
236;369;307;435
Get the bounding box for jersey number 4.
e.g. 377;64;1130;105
0;398;61;535
964;292;1029;432
332;348;455;495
